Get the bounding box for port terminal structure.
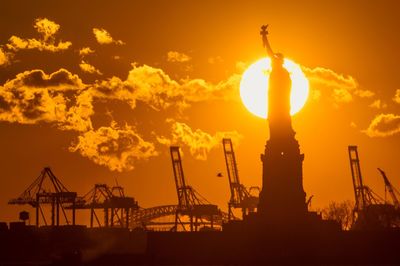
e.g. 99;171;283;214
8;146;229;231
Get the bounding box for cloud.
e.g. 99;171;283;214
0;69;92;131
0;47;11;66
354;89;375;98
310;89;321;101
92;28;125;45
69;121;158;171
180;73;241;103
33;18;60;42
79;47;95;57
302;66;355;104
0;64;243;170
7;68;84;89
6;18;72;52
60;89;94;132
369;99;386;109
363;113;400;137
0;63;235;134
393;89;400;104
302;66;374;104
0;64;240;131
303;66;356;88
167;51;191;63
79;60;102;75
125;64;181;110
158;120;242;160
332;87;353;103
92;63;240;112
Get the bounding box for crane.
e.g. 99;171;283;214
8;167;79;226
170;146;221;231
72;183;138;228
222;138;258;220
348;146;400;229
377;168;400;208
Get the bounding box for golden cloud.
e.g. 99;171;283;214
332;88;352;103
6;18;71;52
69;121;158;171
158;120;242;160
369;99;387;109
126;64;240;109
0;69;92;131
79;60;102;75
91;64;240;112
354;89;375;98
92;28;125;45
79;47;95;57
167;51;191;63
0;47;10;66
393;89;400;104
60;89;94;132
303;66;357;90
0;65;243;170
33;18;60;42
0;63;240;131
302;66;374;104
363;113;400;137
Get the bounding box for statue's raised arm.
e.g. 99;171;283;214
260;25;274;58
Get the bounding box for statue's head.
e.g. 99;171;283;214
272;53;284;67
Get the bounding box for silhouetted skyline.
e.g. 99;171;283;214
0;1;400;225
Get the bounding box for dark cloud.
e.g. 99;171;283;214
21;92;45;119
0;95;11;111
9;69;83;89
364;113;400;137
0;69;90;130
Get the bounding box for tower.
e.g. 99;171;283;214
257;25;308;222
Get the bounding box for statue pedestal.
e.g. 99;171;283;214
257;134;308;222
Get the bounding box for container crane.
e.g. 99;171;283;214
348;146;400;229
377;168;400;208
170;146;221;231
8;167;79;226
72;183;138;228
222;138;258;220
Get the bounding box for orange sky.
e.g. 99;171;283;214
0;0;400;223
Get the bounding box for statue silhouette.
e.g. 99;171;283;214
260;25;294;140
258;25;307;222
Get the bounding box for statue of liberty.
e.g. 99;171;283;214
260;25;295;140
258;25;307;220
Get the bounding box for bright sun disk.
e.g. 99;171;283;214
240;57;309;119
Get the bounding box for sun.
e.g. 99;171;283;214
240;57;309;119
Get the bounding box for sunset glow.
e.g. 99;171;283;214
1;1;400;236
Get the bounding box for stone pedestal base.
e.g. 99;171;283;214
258;136;308;220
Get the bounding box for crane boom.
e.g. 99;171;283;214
169;146;222;231
223;139;258;220
8;167;77;226
348;146;367;211
378;168;400;208
223;138;245;206
170;146;192;208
